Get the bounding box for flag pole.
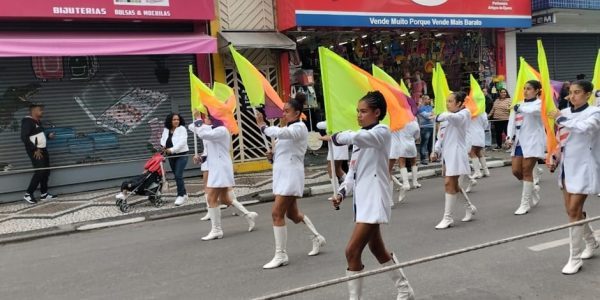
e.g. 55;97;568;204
328;140;340;210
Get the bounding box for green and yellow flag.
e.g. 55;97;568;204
512;57;541;107
372;64;415;119
537;40;558;162
432;63;451;115
319;47;411;134
189;65;208;115
464;74;486;118
589;49;600;105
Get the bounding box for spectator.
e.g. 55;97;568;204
21;103;56;204
558;81;571;110
488;88;511;149
417;95;434;165
161;113;189;206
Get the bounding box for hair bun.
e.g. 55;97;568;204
294;93;307;107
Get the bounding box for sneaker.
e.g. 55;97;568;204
40;193;56;201
24;194;37;204
420;160;428;165
174;196;185;206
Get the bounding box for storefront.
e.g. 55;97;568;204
516;1;600;83
0;0;216;202
276;0;531;124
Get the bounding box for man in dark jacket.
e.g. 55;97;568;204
21;103;56;203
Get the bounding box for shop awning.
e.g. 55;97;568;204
0;32;217;57
219;31;296;50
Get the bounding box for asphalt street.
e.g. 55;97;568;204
1;166;600;300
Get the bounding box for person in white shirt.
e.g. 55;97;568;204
331;91;414;300
431;92;477;229
255;95;326;269
506;80;546;215
467;113;490;179
160;113;189;206
390;120;421;204
316;121;348;184
548;80;600;275
189;113;257;240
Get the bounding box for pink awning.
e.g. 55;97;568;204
0;32;217;57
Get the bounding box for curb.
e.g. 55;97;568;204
0;158;512;245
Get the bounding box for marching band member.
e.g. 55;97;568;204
317;121;348;184
390;119;421;203
549;80;600;274
330;91;414;300
431;92;477;229
468;112;490;179
506;80;546;215
256;95;326;269
189;112;257;240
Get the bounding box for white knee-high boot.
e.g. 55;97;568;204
562;226;584;274
263;226;289;269
479;156;490;177
303;215;326;256
201;207;223;240
400;168;411;191
346;269;363;300
389;180;396;207
411;165;421;188
229;190;258;232
582;221;599;259
459;187;477;222
515;181;533;215
435;193;456;229
382;253;415;300
460;174;477;193
471;157;482;179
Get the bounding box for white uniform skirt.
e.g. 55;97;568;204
390;131;418;159
272;164;305;197
327;144;349;161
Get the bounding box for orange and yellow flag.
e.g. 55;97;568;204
537;40;558;162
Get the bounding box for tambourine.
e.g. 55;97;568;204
307;131;323;151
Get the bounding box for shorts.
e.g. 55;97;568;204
514;146;523;157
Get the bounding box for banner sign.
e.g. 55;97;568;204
288;0;531;29
0;0;213;21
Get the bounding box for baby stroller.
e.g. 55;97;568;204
115;153;167;213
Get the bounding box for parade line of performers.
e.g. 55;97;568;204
123;80;599;300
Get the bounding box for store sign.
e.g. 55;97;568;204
290;0;531;28
0;0;213;21
532;13;556;26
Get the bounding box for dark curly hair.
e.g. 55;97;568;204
572;80;594;94
164;113;186;130
451;91;468;106
526;80;542;96
360;91;387;121
288;93;307;113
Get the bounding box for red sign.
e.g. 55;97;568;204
278;0;531;30
0;0;214;21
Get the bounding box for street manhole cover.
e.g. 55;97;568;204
21;202;82;215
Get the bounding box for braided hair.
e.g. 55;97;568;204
359;91;387;121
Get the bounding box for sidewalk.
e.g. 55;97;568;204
0;148;512;243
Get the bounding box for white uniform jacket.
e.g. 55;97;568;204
506;99;546;158
317;121;349;161
188;123;234;188
436;109;471;176
263;121;308;197
556;105;600;194
390;120;420;159
467;113;488;148
160;126;189;154
333;124;392;224
433;121;447;156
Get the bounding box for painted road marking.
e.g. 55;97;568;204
529;230;600;252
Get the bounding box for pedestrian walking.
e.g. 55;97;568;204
488;88;511;149
506;80;545;215
255;94;326;269
21;103;56;204
317;120;348;184
431;92;477;229
189;112;257;240
330;91;414;300
390;119;421;203
161;113;189;206
548;80;600;274
417;96;434;165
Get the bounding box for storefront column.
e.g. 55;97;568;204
505;30;518;96
279;51;291;101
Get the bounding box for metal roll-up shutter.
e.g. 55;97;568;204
517;33;600;81
0;54;195;174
